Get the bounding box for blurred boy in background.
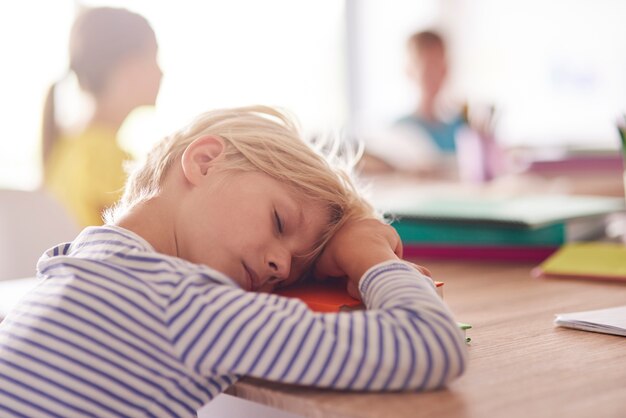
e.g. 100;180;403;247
362;29;503;181
396;30;464;154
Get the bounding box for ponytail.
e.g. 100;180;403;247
41;81;59;172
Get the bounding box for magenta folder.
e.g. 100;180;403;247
403;244;558;262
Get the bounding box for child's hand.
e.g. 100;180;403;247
405;261;432;279
314;219;404;299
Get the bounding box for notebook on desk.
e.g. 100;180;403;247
275;277;444;312
555;305;626;337
274;279;471;343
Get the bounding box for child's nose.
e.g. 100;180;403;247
266;249;291;280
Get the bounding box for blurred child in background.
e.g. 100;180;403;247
396;30;465;155
362;29;504;181
42;7;162;227
360;30;465;177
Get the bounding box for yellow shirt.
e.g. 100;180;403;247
45;126;131;227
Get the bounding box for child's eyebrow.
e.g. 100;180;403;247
297;205;304;227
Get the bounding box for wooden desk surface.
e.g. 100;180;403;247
229;260;626;418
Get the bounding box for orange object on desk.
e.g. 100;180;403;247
275;277;444;313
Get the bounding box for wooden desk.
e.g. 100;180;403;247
228;260;626;418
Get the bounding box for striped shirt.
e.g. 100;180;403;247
0;226;467;417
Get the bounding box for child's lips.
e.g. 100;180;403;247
243;263;259;291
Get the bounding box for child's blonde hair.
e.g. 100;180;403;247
106;105;375;262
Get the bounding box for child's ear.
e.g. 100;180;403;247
180;135;225;185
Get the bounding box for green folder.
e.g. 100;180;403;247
392;217;605;246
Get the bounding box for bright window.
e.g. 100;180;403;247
0;0;347;189
349;0;626;149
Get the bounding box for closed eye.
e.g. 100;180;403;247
274;210;284;234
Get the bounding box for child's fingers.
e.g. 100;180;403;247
412;263;431;277
346;280;362;301
406;261;432;278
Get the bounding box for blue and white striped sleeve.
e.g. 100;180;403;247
166;260;468;391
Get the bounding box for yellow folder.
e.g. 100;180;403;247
534;242;626;282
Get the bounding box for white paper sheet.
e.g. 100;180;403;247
555;305;626;337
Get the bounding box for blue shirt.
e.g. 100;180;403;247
0;225;467;417
396;114;466;153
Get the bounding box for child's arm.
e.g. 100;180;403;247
166;220;467;392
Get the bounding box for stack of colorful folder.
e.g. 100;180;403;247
381;195;624;262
